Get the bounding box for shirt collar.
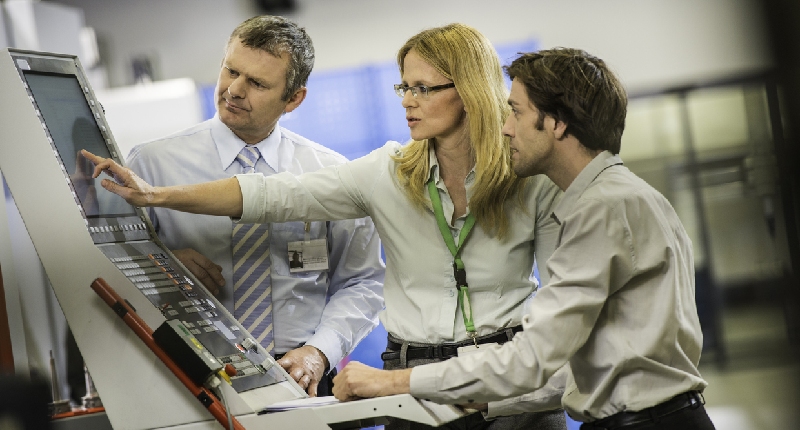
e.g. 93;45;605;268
425;143;477;186
212;114;283;173
551;150;623;224
427;145;441;184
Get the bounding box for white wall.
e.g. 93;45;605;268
51;0;772;93
0;6;8;47
4;0;84;56
94;78;204;158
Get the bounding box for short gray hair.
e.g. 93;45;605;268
228;15;314;101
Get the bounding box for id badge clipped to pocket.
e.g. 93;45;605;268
287;239;329;273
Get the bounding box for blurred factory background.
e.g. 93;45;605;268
1;0;798;429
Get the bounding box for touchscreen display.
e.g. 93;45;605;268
23;72;137;218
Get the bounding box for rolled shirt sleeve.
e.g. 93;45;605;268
236;162;371;225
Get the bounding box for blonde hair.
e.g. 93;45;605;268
392;23;524;239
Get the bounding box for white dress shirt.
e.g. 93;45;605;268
127;115;385;368
409;151;708;422
237;141;562;344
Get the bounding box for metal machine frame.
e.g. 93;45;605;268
0;48;462;429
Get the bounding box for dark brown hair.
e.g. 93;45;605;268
505;48;627;154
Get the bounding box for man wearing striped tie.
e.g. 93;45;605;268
126;15;385;397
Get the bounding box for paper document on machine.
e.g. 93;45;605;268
261;396;340;412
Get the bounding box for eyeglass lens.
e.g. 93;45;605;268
394;84;430;98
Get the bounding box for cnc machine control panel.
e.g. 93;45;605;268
11;49;290;394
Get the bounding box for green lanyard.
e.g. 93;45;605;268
427;180;478;342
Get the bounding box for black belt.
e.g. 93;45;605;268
581;391;705;430
381;326;523;361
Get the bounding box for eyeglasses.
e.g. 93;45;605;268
393;82;455;99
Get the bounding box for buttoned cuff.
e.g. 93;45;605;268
305;329;345;372
409;362;448;401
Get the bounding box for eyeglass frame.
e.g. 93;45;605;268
393;82;456;98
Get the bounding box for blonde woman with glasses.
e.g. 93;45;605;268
84;23;566;430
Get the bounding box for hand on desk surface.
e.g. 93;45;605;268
332;361;411;402
172;248;224;296
81;149;156;207
277;345;330;397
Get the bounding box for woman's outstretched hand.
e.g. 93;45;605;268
81;149;158;207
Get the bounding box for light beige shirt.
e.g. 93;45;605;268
237;141;562;344
410;151;707;422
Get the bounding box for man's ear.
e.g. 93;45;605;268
553;119;568;140
284;87;307;114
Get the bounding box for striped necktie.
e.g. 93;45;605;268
232;145;274;355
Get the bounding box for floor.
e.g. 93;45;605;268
699;301;800;430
